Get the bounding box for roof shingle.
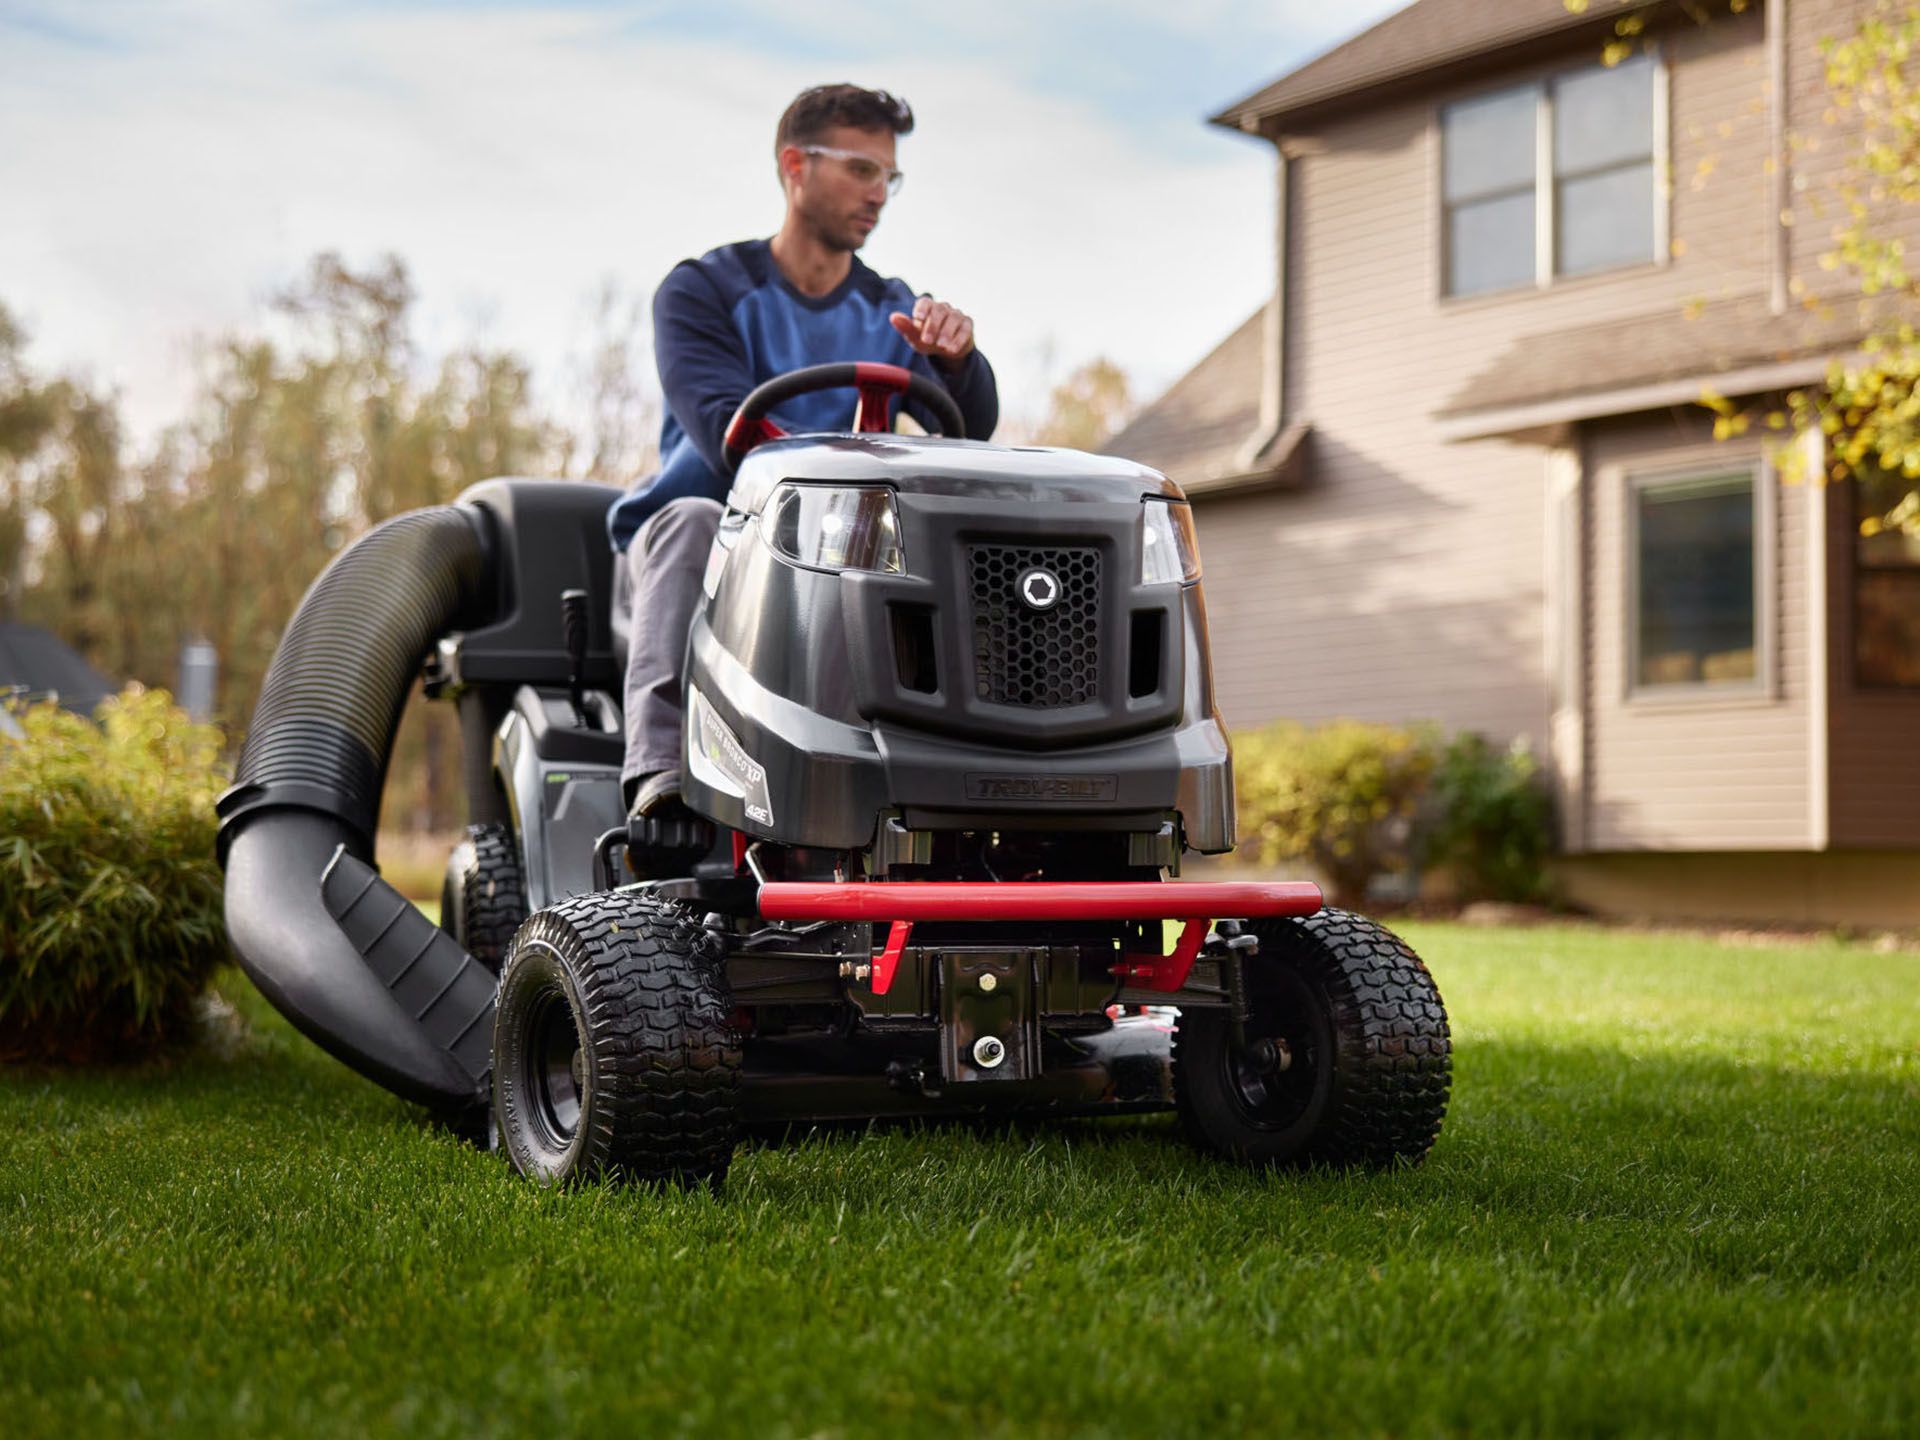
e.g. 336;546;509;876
1437;293;1879;422
1213;0;1650;133
1105;307;1307;495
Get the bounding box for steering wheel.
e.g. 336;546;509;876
720;361;967;476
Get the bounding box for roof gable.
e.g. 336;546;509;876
1214;0;1658;133
1105;307;1309;497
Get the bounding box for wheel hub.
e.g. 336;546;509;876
1223;974;1323;1130
530;993;584;1144
1242;1036;1292;1073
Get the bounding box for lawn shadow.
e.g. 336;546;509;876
722;1033;1920;1271
8;1001;1917;1277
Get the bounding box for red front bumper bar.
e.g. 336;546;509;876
757;880;1323;996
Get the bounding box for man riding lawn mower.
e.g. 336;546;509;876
214;85;1451;1189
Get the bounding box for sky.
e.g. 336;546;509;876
0;0;1403;445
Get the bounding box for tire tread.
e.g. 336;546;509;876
497;891;740;1187
1173;907;1451;1169
459;823;528;971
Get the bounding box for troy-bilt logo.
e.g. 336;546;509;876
965;773;1119;803
1017;566;1062;610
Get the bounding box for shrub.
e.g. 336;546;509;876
1421;731;1558;905
1233;719;1438;909
0;686;228;1061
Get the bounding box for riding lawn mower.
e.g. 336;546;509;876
217;361;1451;1187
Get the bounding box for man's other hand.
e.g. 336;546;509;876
889;296;975;371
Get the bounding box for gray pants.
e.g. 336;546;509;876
612;496;722;797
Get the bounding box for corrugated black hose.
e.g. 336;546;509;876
216;505;504;1110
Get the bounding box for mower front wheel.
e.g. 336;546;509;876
491;892;740;1188
1174;909;1451;1169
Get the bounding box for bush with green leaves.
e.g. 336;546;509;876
1233;720;1561;910
1;687;228;1060
1232;719;1438;909
1421;731;1558;905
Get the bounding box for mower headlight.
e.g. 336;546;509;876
701;507;750;599
1140;498;1201;584
765;484;905;575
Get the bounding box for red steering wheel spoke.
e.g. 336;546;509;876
852;362;913;434
722;412;788;458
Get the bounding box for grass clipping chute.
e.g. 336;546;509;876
1;687;228;1061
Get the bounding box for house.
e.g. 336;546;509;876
0;621;113;717
1114;0;1920;925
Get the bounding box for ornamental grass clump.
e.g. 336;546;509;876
1;686;228;1061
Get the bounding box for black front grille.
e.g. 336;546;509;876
968;544;1101;707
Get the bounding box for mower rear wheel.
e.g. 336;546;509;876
1174;909;1450;1169
491;891;740;1188
439;822;527;973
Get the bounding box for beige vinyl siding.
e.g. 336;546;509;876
1195;7;1771;757
1824;476;1920;847
1581;414;1812;850
1194;481;1547;737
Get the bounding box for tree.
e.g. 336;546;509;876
557;279;659;485
1033;357;1135;451
0;307;122;632
0;306;59;617
1781;2;1920;501
212;253;561;831
1;253;567;834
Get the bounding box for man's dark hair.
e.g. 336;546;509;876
775;84;914;155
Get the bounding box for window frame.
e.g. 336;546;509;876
1622;457;1776;705
1437;47;1669;301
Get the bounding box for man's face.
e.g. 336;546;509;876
782;124;898;253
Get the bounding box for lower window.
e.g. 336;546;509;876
1631;468;1759;692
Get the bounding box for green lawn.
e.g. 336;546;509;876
4;922;1917;1438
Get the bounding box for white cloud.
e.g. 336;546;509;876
0;0;1395;446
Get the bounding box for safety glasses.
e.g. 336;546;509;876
801;145;905;197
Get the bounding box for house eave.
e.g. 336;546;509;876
1433;357;1838;443
1180;423;1312;500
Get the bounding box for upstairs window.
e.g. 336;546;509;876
1442;85;1539;296
1442;53;1659;297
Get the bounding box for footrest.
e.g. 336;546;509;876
625;811;717;880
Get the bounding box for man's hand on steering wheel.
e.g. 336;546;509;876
889;295;975;372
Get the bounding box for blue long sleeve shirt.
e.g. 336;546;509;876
607;239;999;549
